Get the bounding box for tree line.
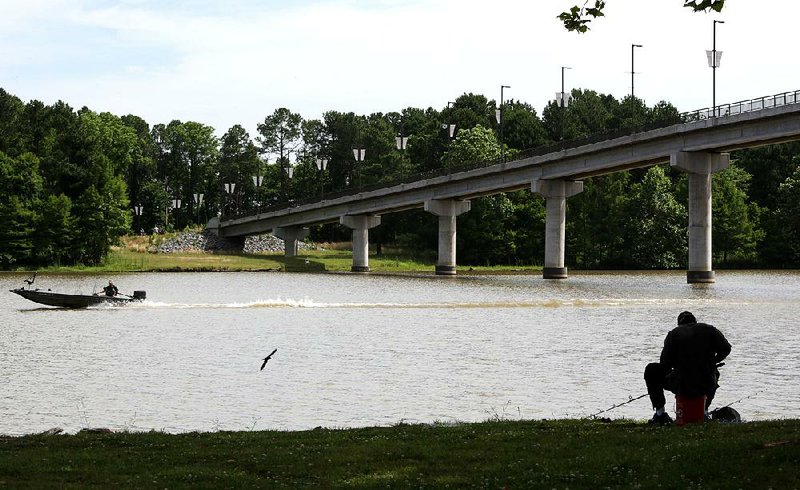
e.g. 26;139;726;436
1;86;798;270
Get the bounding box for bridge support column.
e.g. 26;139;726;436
670;151;730;284
340;215;381;272
424;199;471;275
533;179;584;279
206;217;220;236
273;226;310;257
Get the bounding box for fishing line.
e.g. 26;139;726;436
584;393;648;420
712;390;763;412
585;389;762;420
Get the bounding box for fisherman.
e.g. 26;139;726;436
644;311;731;426
102;280;119;297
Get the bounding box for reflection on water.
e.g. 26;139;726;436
1;270;798;435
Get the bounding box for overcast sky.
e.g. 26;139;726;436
1;0;796;137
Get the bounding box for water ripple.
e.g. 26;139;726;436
1;270;797;435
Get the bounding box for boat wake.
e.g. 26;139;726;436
126;297;722;309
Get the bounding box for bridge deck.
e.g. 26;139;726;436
219;98;800;238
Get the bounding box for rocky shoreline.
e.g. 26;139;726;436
156;229;310;254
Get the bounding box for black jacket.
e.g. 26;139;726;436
660;322;731;397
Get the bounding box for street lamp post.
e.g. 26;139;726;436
395;134;408;151
170;198;182;230
223;183;236;216
133;204;144;234
162;181;170;230
285;166;295;204
315;157;328;199
352;148;365;188
252;174;263;213
192;193;204;224
497;85;511;161
153;132;166;229
707;20;725;117
631;44;643;98
556;66;572;140
253;157;267;211
395;134;409;179
559;66;572;108
443;101;456;139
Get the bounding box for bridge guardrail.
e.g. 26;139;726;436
222;89;800;222
684;90;799;120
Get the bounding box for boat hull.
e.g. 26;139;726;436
10;289;144;309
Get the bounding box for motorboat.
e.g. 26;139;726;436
11;288;147;308
9;274;146;309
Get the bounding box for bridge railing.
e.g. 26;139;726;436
683;90;800;120
222;89;800;222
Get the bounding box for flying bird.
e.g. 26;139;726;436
260;349;278;370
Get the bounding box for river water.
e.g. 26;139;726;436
1;270;797;435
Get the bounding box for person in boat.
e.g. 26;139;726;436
644;311;731;426
102;281;119;297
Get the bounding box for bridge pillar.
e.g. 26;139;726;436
340;215;381;272
533;179;584;279
273;226;310;257
424;199;472;275
206;216;220;236
670;151;730;284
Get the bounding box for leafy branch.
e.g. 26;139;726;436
557;1;605;33
559;0;724;32
684;0;725;13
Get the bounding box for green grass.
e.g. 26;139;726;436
27;241;544;275
1;419;798;488
96;248;439;274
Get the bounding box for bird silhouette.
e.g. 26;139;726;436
260;349;277;370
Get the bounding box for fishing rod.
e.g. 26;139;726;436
584;393;648;420
711;390;763;414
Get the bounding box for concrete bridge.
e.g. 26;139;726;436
211;91;800;283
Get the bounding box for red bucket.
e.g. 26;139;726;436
675;395;706;426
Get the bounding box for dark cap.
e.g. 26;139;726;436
677;311;696;325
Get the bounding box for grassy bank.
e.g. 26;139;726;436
96;248;444;274
27;234;543;275
1;419;798;488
